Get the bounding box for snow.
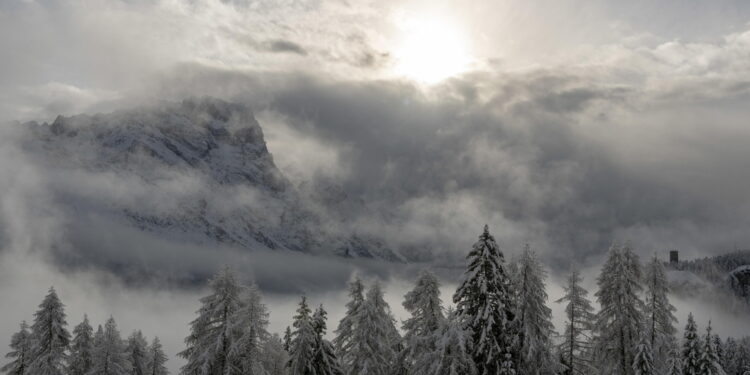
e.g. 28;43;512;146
18;98;404;263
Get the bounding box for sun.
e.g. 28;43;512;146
393;15;472;83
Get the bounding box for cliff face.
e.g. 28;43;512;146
18;98;403;272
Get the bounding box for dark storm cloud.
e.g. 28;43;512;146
144;58;750;269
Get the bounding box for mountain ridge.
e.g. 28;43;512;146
16;98;405;277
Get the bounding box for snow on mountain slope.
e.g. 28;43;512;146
16;98;404;271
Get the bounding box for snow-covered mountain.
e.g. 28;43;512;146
17;98;404;269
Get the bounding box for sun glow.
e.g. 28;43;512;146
393;15;472;83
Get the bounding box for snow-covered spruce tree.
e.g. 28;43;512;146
698;322;726;375
400;270;445;373
332;278;365;375
555;270;595;375
28;287;71;375
89;316;130;375
737;341;750;375
260;334;288;375
666;343;684;375
126;330;149;375
179;268;243;375
592;243;644;375
632;330;655;375
715;335;725;370
94;325;104;351
453;225;519;375
722;338;739;375
287;297;317;375
515;244;558;374
682;313;702;375
312;305;343;375
350;283;401;375
68;316;94;375
146;337;168;375
228;284;270;374
411;309;477;375
643;255;678;369
283;327;292;353
1;321;33;375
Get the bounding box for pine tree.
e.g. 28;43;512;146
698;322;726;375
715;335;725;371
666;343;684;375
287;297;317;375
179;268;243;375
283;327;292;353
722;338;738;375
312;305;343;375
452;225;519;375
94;325;104;353
400;270;445;373
333;278;365;375
555;271;595;375
592;243;644;375
682;313;702;375
412;310;477;375
28;287;71;375
349;283;399;375
228;284;270;374
146;337;168;375
89;317;130;375
633;330;655;375
738;340;750;375
68;316;94;375
515;244;558;374
125;331;149;375
643;255;678;370
260;334;288;375
1;321;33;375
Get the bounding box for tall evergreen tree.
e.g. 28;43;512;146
146;337;168;375
94;326;104;353
312;305;343;375
125;331;149;375
228;284;270;374
556;270;595;375
28;287;71;375
261;334;288;375
682;313;702;375
737;341;750;375
698;322;726;375
332;278;365;375
592;243;644;375
412;310;477;375
287;297;317;375
400;270;445;373
179;268;243;375
89;317;130;375
452;225;519;375
515;245;558;374
349;283;399;375
633;330;655;375
283;327;292;353
715;335;725;371
643;255;678;369
1;321;33;375
722;338;739;375
68;316;94;375
666;343;684;375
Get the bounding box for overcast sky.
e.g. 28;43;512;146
3;0;750;370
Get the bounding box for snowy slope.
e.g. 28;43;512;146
18;98;403;264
